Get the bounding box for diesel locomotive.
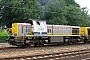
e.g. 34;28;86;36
6;19;90;47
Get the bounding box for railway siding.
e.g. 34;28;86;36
0;43;90;59
1;49;90;60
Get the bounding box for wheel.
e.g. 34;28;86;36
64;39;69;45
84;37;88;43
18;45;25;48
39;43;44;46
34;43;38;47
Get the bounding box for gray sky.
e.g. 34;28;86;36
75;0;90;14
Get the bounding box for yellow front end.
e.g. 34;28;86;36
12;23;18;35
80;27;88;36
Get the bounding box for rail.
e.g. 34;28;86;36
0;49;90;60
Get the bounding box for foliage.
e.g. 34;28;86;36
0;0;90;27
44;0;68;25
0;29;8;41
66;5;89;26
38;0;48;6
63;0;80;7
0;0;43;27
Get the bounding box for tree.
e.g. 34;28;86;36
0;0;43;27
44;0;68;25
66;5;89;26
64;0;79;7
38;0;48;6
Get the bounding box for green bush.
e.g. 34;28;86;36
0;29;8;42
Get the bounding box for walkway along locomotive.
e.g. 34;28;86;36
6;19;90;47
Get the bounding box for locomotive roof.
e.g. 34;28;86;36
86;27;90;29
47;25;80;28
13;23;31;25
24;18;46;22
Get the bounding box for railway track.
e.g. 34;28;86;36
0;49;90;60
0;43;89;54
0;43;90;60
0;43;88;50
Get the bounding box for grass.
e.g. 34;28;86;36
0;29;8;42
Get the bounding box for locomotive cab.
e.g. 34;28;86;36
8;23;32;46
32;20;47;37
25;19;47;37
